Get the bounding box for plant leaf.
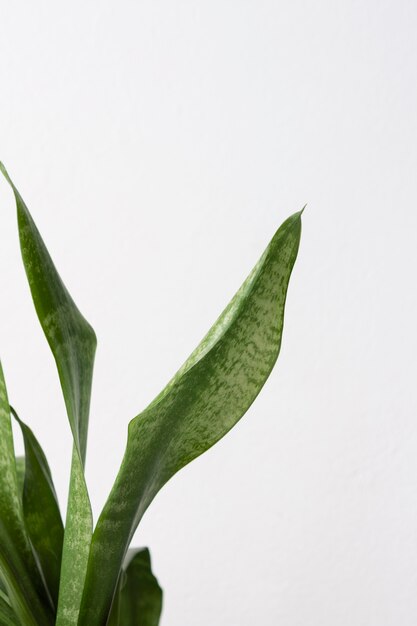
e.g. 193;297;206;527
15;456;25;495
0;592;18;626
0;163;97;626
108;548;162;626
80;212;302;624
0;163;96;460
106;570;126;626
11;408;64;609
57;449;92;626
0;362;54;625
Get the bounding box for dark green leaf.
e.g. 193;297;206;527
0;362;54;625
116;549;162;626
0;164;96;462
0;163;96;626
80;212;302;624
11;408;64;609
107;548;162;626
106;570;126;626
0;591;18;626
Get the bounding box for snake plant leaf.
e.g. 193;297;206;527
0;163;96;626
57;449;92;626
0;163;96;462
11;408;64;609
109;548;163;626
0;593;18;626
0;578;8;618
0;362;54;625
79;211;302;625
106;570;126;626
15;456;25;495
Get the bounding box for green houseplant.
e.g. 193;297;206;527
0;162;303;626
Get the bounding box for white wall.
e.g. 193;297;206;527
1;2;417;624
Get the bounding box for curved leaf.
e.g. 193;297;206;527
109;548;163;626
80;212;302;624
0;362;54;625
11;408;64;609
0;163;97;626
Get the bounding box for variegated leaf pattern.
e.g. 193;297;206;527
0;362;54;625
12;408;64;609
79;211;302;624
0;163;97;626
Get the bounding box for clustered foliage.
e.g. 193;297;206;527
0;162;302;626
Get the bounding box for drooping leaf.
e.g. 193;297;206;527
0;362;54;625
0;163;97;626
80;212;302;624
108;548;163;626
11;408;64;609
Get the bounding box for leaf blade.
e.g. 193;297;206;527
0;163;96;626
15;456;25;495
0;163;96;463
80;212;302;624
115;548;162;626
0;363;54;625
0;591;18;626
57;449;92;626
12;408;64;609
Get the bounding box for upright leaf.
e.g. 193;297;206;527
0;163;97;626
57;449;92;626
0;164;96;462
15;456;25;495
0;592;18;626
12;408;64;609
0;362;54;625
108;548;162;626
80;212;302;624
106;571;126;626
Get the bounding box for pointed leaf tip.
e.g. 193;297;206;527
1;164;95;625
0;161;10;181
289;205;306;221
79;210;301;625
0;163;15;189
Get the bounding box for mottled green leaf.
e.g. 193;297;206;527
0;163;97;626
0;362;54;625
15;456;25;496
57;448;92;626
11;408;64;609
108;548;162;626
0;164;96;462
80;212;302;624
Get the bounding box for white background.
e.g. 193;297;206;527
1;2;417;625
